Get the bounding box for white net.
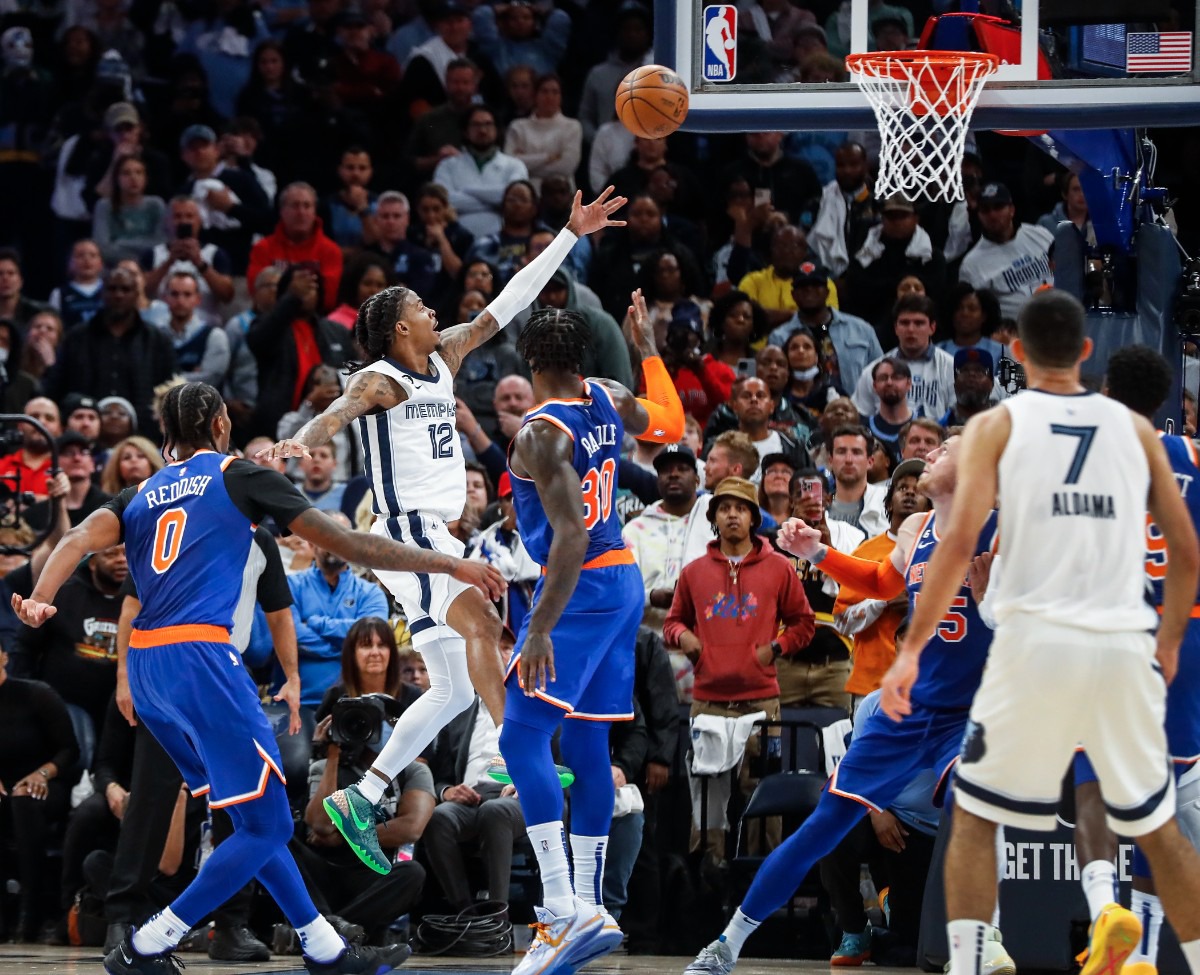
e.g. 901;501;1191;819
846;53;999;203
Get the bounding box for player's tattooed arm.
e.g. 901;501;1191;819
260;371;407;461
287;509;505;600
437;311;503;376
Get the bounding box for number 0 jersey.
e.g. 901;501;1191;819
993;390;1156;632
510;381;627;567
354;353;465;524
904;509;998;709
107;452;312;633
1146;433;1200;608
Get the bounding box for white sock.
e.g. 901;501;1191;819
993;825;1005;928
296;914;344;963
356;633;473;801
1081;860;1119;923
1130;890;1164;966
132;907;187;955
570;834;608;909
720;908;762;961
1181;938;1200;974
947;919;989;975
529;821;574;917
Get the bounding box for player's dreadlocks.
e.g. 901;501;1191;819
160;382;224;457
349;285;411;373
518;308;591;375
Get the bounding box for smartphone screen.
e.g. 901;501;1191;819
800;477;823;502
736;357;757;378
754;188;771;208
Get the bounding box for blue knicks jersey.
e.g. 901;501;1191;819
1146;433;1200;607
904;509;999;708
510;381;626;567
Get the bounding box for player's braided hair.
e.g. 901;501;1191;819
349;285;411;373
160;382;224;457
517;308;590;376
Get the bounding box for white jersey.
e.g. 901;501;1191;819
992;389;1156;633
355;352;466;524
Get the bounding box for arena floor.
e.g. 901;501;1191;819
0;946;919;975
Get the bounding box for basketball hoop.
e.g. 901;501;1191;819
846;52;999;203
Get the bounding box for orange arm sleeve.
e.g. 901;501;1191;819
635;355;686;444
818;547;907;600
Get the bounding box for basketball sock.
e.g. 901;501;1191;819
1180;937;1200;974
296;915;345;963
719;908;762;961
528;821;574;917
132;907;188;955
992;826;1005;928
570;834;608;910
1130;890;1164;966
357;632;473;803
948;919;989;975
1081;860;1119;922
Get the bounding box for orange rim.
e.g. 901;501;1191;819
845;51;1000;81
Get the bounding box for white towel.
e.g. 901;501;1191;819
810;181;851;276
689;711;767;775
822;718;854;775
855;223;934;267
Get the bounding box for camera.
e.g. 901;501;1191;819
330;693;404;750
1175;258;1200;337
998;356;1027;393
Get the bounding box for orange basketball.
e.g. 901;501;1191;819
615;64;689;140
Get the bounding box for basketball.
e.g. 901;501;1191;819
615;64;689;140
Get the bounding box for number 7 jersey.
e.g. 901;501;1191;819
509;381;626;567
993;389;1157;633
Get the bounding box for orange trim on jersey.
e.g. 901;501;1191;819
220;455;236;471
566;711;635;722
130;624;232;648
827;766;884;813
209;743;286;808
526;388;591;411
539;546;636;575
533;688;574;712
525;414;576;441
169;449;215;467
188;784;211;797
1156;605;1200;618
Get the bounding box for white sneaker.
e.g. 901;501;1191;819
685;939;736;975
512;898;604;975
945;928;1016;975
568;908;623;970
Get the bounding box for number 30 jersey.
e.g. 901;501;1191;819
355;352;465;524
510;381;626;567
107;452;312;632
993;390;1156;633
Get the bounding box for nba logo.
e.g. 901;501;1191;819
702;5;737;82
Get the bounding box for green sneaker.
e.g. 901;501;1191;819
487;756;575;788
323;785;390;874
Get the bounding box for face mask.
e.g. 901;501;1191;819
792;366;819;382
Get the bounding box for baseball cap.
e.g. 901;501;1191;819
891;457;925;485
179;124;217;149
104;102;140;130
652;443;697;472
56;429;92;452
707;476;762;529
497;471;513;498
668;300;704;335
881;194;915;214
62;393;99;417
954;347;995;376
792;260;828;287
431;0;470;20
978;182;1013;208
759;452;798;477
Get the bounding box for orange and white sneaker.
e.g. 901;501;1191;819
1079;905;1142;975
566;908;623;971
512;898;604;975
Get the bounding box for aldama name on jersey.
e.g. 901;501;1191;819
1051;491;1115;519
144;474;213;508
581;423;618;457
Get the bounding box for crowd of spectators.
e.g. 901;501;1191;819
0;0;1198;963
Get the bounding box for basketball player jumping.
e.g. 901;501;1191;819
683;436;1015;975
263;187;627;874
501;290;684;975
13;382;503;975
893;290;1200;975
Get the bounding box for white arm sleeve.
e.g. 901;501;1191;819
484;226;579;329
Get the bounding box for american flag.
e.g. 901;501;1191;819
1126;32;1193;73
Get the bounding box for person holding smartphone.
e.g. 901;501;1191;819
141;197;235;314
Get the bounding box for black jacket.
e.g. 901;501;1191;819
634;627;680;770
610;699;648;783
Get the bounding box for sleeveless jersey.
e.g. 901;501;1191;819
510;381;626;567
994;390;1156;632
354;352;465;524
904;509;998;709
1146;433;1200;608
122;451;257;632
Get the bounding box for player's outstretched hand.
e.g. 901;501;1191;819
879;651;918;722
777;518;824;560
12;593;56;627
625;287;655;357
566;186;627;237
273;675;303;735
453;560;507;601
519;631;556;696
259;438;311;462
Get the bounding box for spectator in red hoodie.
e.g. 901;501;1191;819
664;475;815;862
247;182;344;312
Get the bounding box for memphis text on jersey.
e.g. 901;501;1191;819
405;401;456;420
144;473;214;508
1051;491;1116;520
582;423;618;457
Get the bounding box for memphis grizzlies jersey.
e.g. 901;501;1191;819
994;390;1156;632
111;452;312;633
510;381;626;567
1146;433;1200;607
355;353;465;524
904;509;998;709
